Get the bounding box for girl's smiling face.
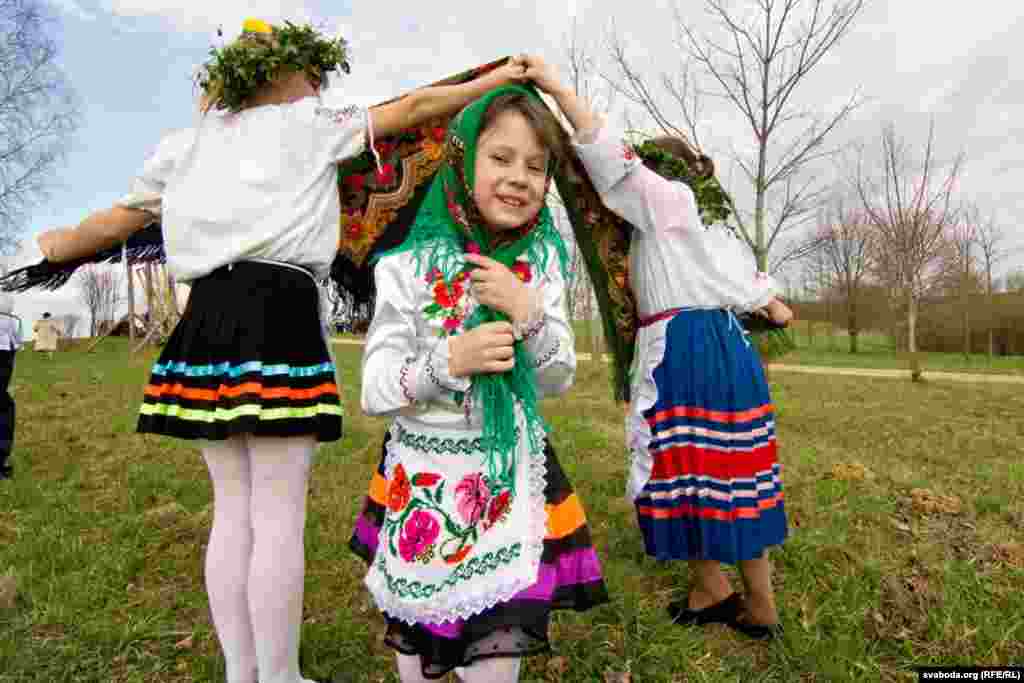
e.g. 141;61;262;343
472;109;549;233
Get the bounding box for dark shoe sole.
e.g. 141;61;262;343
728;617;784;640
667;592;742;626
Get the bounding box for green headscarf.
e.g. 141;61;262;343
375;84;569;492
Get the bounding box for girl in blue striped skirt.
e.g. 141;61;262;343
527;56;793;640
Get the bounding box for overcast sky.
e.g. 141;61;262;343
8;0;1023;336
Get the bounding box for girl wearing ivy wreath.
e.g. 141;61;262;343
35;20;530;683
525;56;792;641
350;84;608;681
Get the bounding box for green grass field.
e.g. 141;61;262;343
570;318;1024;375
1;339;1022;682
782;321;1024;375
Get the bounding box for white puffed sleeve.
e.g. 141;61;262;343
710;227;779;312
571;119;702;234
312;103;371;163
116;128;195;216
361;253;471;417
518;245;576;398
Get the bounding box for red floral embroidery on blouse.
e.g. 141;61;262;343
423;270;471;337
510;261;532;283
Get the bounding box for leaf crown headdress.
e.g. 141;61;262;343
630;136;734;226
196;18;351;113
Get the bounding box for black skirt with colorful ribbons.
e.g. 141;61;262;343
137;261;342;442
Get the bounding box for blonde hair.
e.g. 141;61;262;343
479;91;567;174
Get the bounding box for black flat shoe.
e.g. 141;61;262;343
728;615;784;640
667;591;742;626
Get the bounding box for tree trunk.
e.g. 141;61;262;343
588;308;603;356
907;290;921;381
142;263;156;343
828;299;836;351
986;263;994;357
962;279;970;359
848;304;859;354
963;305;970;359
754;246;768;274
143;263;155;313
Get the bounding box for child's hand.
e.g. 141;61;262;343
464;253;534;324
522;55;563;95
37;227;74;262
488;57;529;86
448;321;516;377
764;298;793;327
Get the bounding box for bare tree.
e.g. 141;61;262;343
855;122;963;375
0;0;79;249
971;208;1006;356
948;216;978;358
76;264;123;337
605;0;865;271
810;199;874;352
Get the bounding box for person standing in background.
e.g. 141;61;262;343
32;313;60;360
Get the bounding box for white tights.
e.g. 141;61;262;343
396;654;521;682
201;434;317;683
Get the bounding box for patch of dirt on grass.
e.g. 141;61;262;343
867;568;941;643
826;462;876;481
908;488;962;515
0;568;18;610
0;512;19;546
990;542;1024;569
143;501;188;529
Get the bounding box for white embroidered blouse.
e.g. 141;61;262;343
361;246;576;427
359;245;576;624
570;121;777;317
116;97;370;282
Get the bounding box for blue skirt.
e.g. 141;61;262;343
632;309;787;563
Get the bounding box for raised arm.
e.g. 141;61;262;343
37;127;192;263
369;59;528;138
524;55;700;235
38;208;155;263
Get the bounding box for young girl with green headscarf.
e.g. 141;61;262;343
350;84;608;682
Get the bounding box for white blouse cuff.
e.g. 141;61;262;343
115;188;162;216
416;338;471;401
744;272;778;313
570;117;642;195
571;114;606;146
512;290;545;341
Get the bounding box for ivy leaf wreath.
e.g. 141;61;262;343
629;137;734;227
196;19;351;113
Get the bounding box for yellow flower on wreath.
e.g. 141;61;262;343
242;18;273;34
